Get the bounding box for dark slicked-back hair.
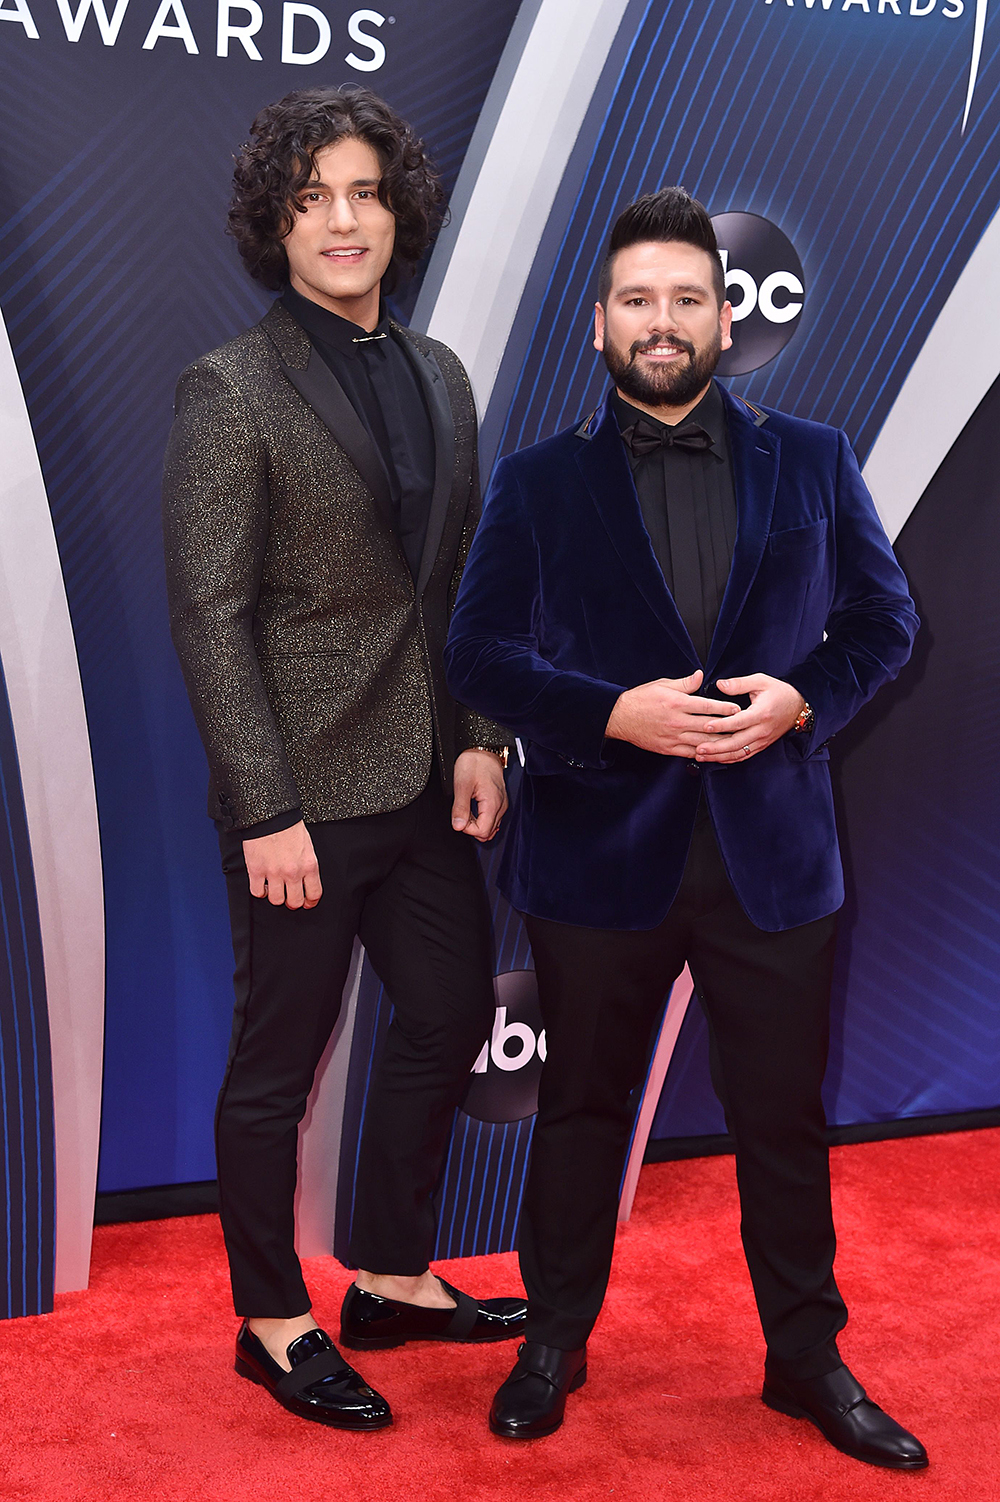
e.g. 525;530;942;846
598;186;725;306
229;84;446;291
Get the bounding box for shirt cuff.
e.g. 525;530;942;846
236;808;303;841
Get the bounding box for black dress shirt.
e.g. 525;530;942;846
281;283;436;579
613;382;738;664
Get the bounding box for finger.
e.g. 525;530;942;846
266;876;286;906
451;789;472;831
284;880;305;911
696;737;765;761
698;705;766;735
716;674;766;696
465;794;501;840
662;670;703;692
683;696;741;717
696;732;759;756
247;868;267;899
303;867;323;909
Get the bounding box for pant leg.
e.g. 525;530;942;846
685;817;846;1379
348;783;496;1274
215;815;398;1317
519;910;689;1349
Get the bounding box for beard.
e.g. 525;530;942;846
602;327;722;408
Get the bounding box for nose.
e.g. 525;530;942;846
650;302;680;334
326;193;360;235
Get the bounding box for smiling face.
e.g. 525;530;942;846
282;136;396;329
594;240;733;417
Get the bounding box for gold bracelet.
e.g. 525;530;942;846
468;745;509;768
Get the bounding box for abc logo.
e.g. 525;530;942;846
462;970;545;1124
711;212;805;378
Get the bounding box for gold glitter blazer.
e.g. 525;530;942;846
162;301;506;831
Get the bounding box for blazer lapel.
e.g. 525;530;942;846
394;326;456;598
261;302;396;534
574;393;698;664
705;385;780;673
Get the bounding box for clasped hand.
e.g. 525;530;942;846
605;669;805;763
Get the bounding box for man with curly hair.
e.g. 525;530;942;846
163;85;524;1431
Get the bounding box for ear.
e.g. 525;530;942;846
593;301;606;353
719;299;733;353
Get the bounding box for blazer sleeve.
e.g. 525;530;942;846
162;359;301;830
448;455;511;756
444;455;626;767
782;429;919;755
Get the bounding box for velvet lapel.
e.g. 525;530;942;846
705;385;780;674
262;302;396;534
393;326;456;598
573;392;698;663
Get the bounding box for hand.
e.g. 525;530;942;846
243;820;322;909
452;749;508;842
605;670;740;756
694;674;805;763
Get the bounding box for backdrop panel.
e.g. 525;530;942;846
1;0;997;1270
0;0;522;1195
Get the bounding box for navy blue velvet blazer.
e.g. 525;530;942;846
445;384;918;931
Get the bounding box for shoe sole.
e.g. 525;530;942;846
235;1356;393;1431
761;1386;929;1470
340;1327;523;1352
489;1365;588;1440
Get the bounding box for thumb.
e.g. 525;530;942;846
678;669;703;693
451;790;471;830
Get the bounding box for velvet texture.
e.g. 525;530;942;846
445;386;918;931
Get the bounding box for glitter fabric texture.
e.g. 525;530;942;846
162;303;505;831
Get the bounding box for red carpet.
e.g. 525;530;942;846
2;1130;998;1502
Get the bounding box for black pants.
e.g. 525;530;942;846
215;780;495;1317
520;806;847;1379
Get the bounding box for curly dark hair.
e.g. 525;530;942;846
228;85;446;291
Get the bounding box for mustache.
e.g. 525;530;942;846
628;334;694;364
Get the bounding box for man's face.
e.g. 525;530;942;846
283;136;396;316
594;240;733;409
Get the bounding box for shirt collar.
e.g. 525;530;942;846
280;283;391;355
612;379;727;453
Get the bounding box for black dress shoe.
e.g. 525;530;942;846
489;1341;587;1439
340;1279;527;1351
234;1321;392;1430
762;1363;928;1469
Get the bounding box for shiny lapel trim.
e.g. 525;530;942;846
574;393;698;664
278;349;396;532
705;385;780;672
393;326;456;598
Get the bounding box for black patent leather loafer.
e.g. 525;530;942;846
234;1321;392;1430
763;1364;928;1469
340;1279;527;1351
489;1341;587;1439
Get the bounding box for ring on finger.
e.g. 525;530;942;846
742;745;752;758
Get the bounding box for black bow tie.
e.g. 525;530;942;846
621;417;714;458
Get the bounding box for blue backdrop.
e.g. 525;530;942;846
0;0;997;1200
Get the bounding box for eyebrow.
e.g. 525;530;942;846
614;281;710;298
301;177;381;192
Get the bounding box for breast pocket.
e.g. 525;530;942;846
768;518;829;554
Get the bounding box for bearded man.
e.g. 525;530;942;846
445;188;927;1469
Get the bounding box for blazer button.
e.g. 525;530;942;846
686;761;700;777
